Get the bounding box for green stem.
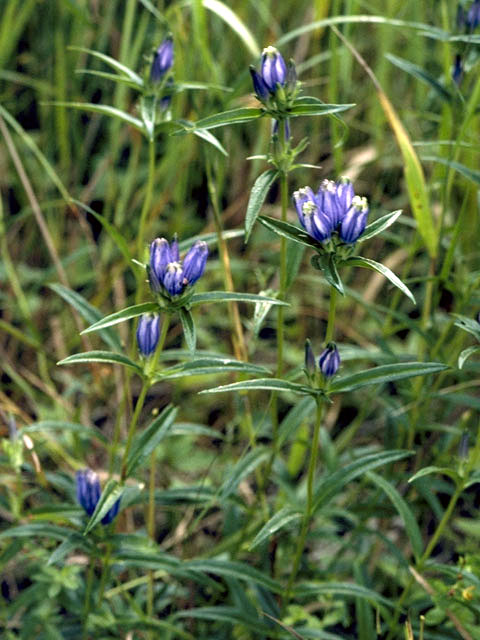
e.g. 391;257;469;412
136;137;156;276
276;168;289;377
284;399;323;606
325;285;337;343
120;382;149;482
82;558;96;640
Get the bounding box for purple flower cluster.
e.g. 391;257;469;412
293;178;369;244
149;237;208;298
305;340;340;379
76;469;121;525
250;46;297;102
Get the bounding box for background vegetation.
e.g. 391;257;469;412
1;1;480;638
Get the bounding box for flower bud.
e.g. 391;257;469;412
293;187;316;227
302;200;332;242
150;37;174;83
260;46;287;93
250;66;269;101
182;241;208;286
150;238;171;291
318;343;340;378
304;339;316;375
339;196;369;243
163;262;184;296
136;314;160;356
458;431;470;460
452;54;463;85
466;0;480;30
76;469;121;525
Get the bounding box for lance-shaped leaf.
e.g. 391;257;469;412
294;582;395;609
344;256;415;304
179;307;196;353
459;345;480;370
245;169;278;241
125;405;178;477
57;350;143;375
288;101;355;118
258;215;320;249
81;302;159;333
200;378;318;397
249;507;302;550
453;314;480;342
84;479;123;535
173;107;263;134
69;46;144;87
220;447;270;500
49;102;145;134
330;361;449;393
358;209;403;242
189;291;288;307
157;358;270;381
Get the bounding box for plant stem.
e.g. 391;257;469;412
82;558;96;640
276;168;289;377
284;398;323;606
325;285;337;343
120;382;149;481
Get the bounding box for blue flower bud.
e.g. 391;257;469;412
136;313;160;356
150;37;174;83
458;431;470;460
317;177;355;228
301;199;333;242
150;237;171;291
318;343;340;378
304;339;316;375
76;469;121;525
183;240;208;286
260;46;287;93
250;67;269;101
163;262;184;296
76;469;101;517
339;196;369;243
293;187;316;226
466;0;480;30
452;54;463;85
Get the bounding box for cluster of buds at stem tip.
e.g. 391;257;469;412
293;177;369;245
148;236;208;300
250;46;298;113
304;340;340;384
76;469;121;525
150;37;174;84
136;313;160;357
457;1;480;31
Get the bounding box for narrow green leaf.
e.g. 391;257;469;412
126;405;178;477
286;242;305;290
220;448;270;499
359;210;403;242
175;108;263;134
21;420;107;445
83;479;123;535
192;128;228;156
288;102;355;117
69;46;144;86
367;471;423;560
179;307;196;353
313;450;413;512
245;169;278;241
249;507;302;550
50;102;145;133
408;466;460;484
157;358;270;381
311;253;344;295
57;350;143;374
190;291;288;306
200;377;315;396
0;523;76;541
175;606;271;634
258;215;320;250
458;345;480;369
294;582;395;609
453;314;480;341
81;302;158;333
202;0;260;56
49;283;122;351
422;156;480;186
345;256;415;304
184;559;282;593
386;54;452;103
140;94;156;141
330;362;449;393
75;68;142;90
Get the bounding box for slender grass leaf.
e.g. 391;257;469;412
177;229;244;251
258;215;320;249
81;303;158;333
69;46;144;86
190;291;288;306
358;210;403;242
126;405;178;477
175;108;263;134
0;523;76;541
47;534;89;566
179;307;196;353
245;169;278;241
21;420;108;445
49;102;145;133
176;81;232;92
330;362;448;393
72;199;133;269
408;466;460;484
57;350;143;374
453;314;480;341
83;479;123;534
422;155;480;186
157;358;270;381
171;422;224;439
175;606;271;634
366;471;423;561
49;283;122;351
200;378;316;396
458;345;480;369
202;0;260;57
288;103;355;117
386;54;452;103
75;68;142;90
192;128;228;156
313;450;413;512
294;582;395;609
140;95;156;141
220;447;270;500
184;559;283;593
345;256;415;304
249;507;302;550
